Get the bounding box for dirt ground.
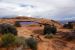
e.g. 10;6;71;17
17;26;75;50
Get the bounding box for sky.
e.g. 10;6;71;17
0;0;75;21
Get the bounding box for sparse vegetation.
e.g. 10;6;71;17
51;24;57;35
15;36;28;48
0;17;75;50
63;22;73;29
43;24;57;35
25;36;38;50
0;33;38;50
1;34;16;47
0;34;28;48
14;21;21;27
0;23;17;35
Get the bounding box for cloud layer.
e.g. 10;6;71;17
0;0;75;20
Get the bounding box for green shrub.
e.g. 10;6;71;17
0;33;32;49
14;36;38;50
15;37;28;48
43;24;57;35
25;37;38;50
50;24;57;34
1;34;16;47
0;23;17;35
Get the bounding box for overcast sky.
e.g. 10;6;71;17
0;0;75;20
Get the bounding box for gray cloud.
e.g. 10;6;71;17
0;0;75;20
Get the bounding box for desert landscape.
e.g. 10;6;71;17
0;16;75;50
0;0;75;50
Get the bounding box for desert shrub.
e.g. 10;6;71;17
25;37;38;50
0;23;17;35
15;37;28;48
0;34;28;47
43;24;57;35
1;34;16;47
14;21;21;27
15;36;38;49
63;22;73;29
50;25;57;34
0;34;38;49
